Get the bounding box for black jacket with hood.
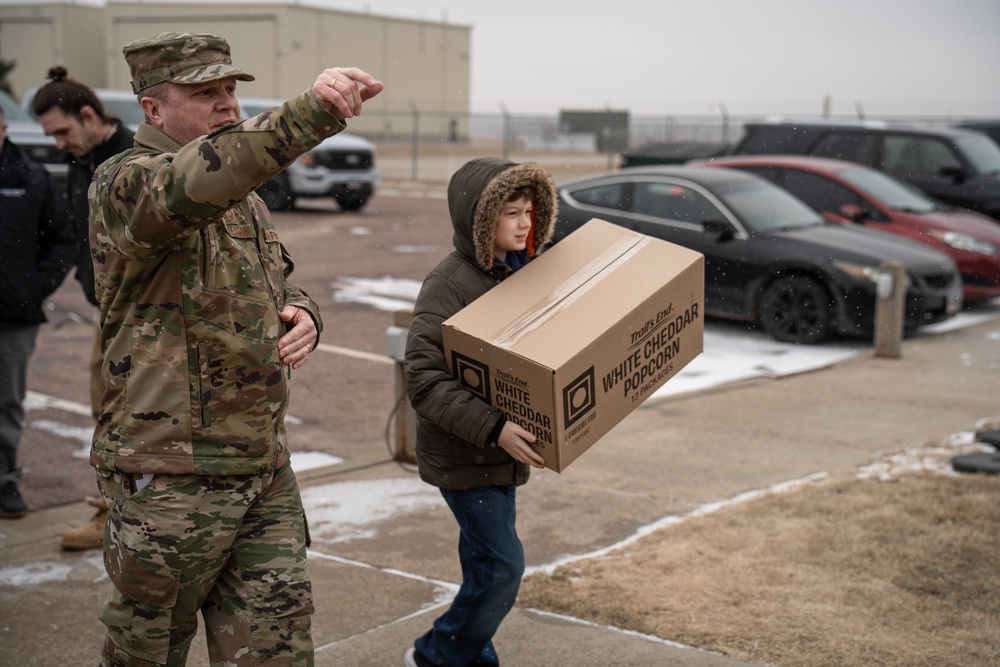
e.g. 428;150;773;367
66;121;134;306
0;138;74;327
404;157;556;490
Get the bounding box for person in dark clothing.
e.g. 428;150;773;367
32;66;135;307
403;158;556;667
30;66;136;549
0;108;75;518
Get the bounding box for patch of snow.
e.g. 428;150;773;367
27;419;92;459
0;562;73;586
301;477;444;544
290;450;345;472
331;276;422;312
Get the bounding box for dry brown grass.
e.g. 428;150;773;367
520;451;1000;667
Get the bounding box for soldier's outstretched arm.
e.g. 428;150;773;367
311;67;384;121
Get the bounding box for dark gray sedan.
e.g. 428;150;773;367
552;166;962;344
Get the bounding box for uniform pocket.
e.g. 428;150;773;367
100;541;182;664
99;472;183;664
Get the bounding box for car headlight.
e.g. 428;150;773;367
928;230;996;256
832;260;882;283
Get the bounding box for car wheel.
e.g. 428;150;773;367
257;173;294;211
759;275;834;344
334;194;368;212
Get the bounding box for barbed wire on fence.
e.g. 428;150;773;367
358;107;998;184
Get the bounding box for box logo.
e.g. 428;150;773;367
563;366;596;428
452;352;491;403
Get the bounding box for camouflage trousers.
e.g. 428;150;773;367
96;461;314;666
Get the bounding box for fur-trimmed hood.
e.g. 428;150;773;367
447;157;557;271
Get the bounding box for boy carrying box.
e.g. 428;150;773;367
403;157;557;667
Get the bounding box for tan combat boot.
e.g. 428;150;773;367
61;496;107;551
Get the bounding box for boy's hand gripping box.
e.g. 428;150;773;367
443;218;705;472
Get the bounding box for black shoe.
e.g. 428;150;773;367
976;429;1000;448
0;474;27;518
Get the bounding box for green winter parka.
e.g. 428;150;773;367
404;157;556;490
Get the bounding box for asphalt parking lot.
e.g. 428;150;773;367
16;188;998;512
3;184;1000;666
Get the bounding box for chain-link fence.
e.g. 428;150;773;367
363;108;983;185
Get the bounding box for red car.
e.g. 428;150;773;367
690;155;1000;303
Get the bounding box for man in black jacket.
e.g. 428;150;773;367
32;67;135;308
0;107;75;518
31;67;135;547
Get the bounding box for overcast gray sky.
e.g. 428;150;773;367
14;0;999;118
316;0;1000;118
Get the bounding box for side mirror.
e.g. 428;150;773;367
702;219;735;241
938;162;966;182
839;204;866;223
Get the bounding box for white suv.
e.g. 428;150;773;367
240;96;378;212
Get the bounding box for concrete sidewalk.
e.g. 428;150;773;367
2;317;998;666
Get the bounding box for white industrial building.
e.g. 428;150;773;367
0;0;472;139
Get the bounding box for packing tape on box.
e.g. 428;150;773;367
491;235;650;348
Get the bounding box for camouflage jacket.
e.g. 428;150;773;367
89;90;340;476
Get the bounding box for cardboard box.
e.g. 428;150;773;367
443;218;704;472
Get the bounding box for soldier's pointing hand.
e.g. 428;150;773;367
312;67;384;121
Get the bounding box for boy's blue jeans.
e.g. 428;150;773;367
415;484;524;667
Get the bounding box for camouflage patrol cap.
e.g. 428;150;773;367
124;32;255;94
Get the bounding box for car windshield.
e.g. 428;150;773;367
836;167;937;213
714;180;824;232
954;134;1000;175
100;96;146;128
0;90;36;123
241;101;279;117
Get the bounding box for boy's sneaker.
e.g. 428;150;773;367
403;647;433;667
0;473;27;518
61;496;108;550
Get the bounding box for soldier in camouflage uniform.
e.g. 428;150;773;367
88;32;383;666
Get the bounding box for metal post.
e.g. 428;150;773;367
604;125;614;170
499;102;511;158
873;261;908;358
386;309;417;464
407;101;419;182
719;102;730;144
